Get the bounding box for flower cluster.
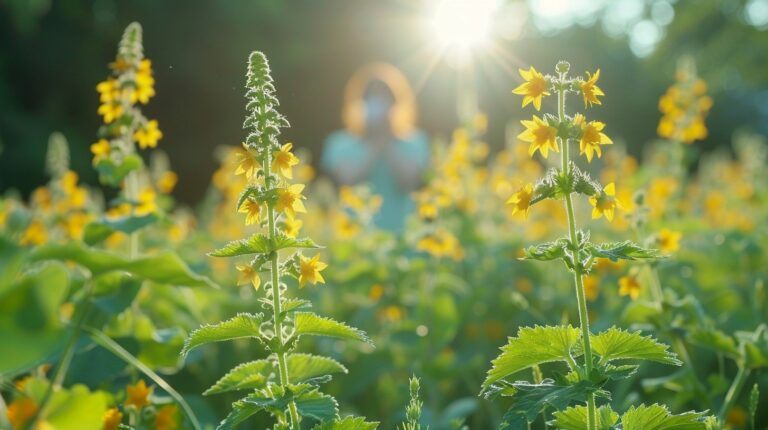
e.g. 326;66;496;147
509;64;620;222
101;380;180;430
92;22;165;225
657;60;713;144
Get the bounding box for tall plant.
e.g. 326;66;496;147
182;51;377;430
482;61;711;430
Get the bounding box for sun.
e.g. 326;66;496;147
429;0;499;52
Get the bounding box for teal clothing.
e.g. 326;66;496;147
321;130;430;232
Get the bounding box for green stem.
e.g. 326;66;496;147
264;150;301;429
718;364;750;422
557;73;597;430
126;170;140;259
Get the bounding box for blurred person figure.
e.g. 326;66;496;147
321;63;429;232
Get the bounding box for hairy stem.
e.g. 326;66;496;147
557;73;597;430
264;150;301;429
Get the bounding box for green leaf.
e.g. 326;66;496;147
688;328;741;359
209;232;318;257
294;388;339;422
29;242;216;288
483;326;581;389
44;384;109;430
95;153;144;186
620;404;708;430
522;239;569;262
83;214;159;246
585;241;662;262
281;298;313;315
204;360;272;395
499;380;609;430
294;312;372;345
312;416;379;430
551;405;619;430
287;353;348;384
217;398;263;430
182;313;264;356
590;327;681;366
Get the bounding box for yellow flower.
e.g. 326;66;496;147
62;212;91;240
238;199;261;225
618;275;641;300
299;254;327;288
135;188;157;216
275;184;307;218
157;171;178;194
134;59;156;104
125;379;152;410
7;397;38;429
333;211;360;239
589;183;621;222
234;145;259;180
98;102;123;124
134;120;162;149
518;115;558;158
512;66;550;111
272;143;299;179
91;139;111;164
102;407;123;430
155;405;179;430
369;284;384;301
236;264;261;290
96;78;120;103
574;114;612;162
506;183;534;218
107;203;132;219
580;69;604;108
657;229;682;253
20;220;47;246
283;215;303;238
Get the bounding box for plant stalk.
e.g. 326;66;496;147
557;73;597;430
264;150;301;429
718;364;750;422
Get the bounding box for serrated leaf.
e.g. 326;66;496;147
83;214;159;246
551;405;618;430
522;239;569;261
182;313;264;356
590;327;681;366
216;398;263;430
29;242;216;287
294;312;372;345
209;233;318;257
312;416;379;430
294;388;339;422
499;380;609;430
287;353;348;384
281;298;312;314
585;241;662;262
483;326;581;389
204;360;273;395
620;404;708;430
